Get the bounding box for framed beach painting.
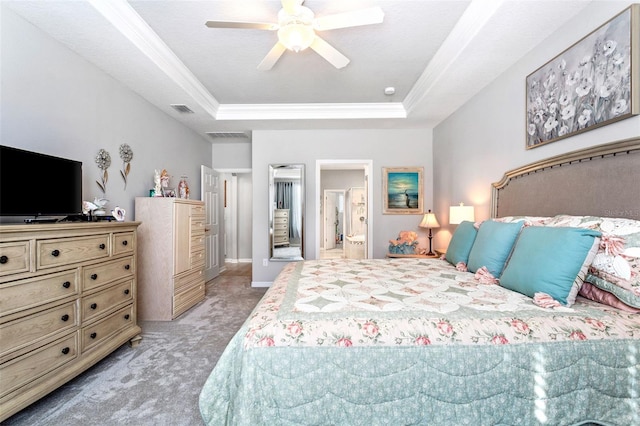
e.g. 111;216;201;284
382;167;423;214
526;4;639;149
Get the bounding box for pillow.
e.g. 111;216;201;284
494;216;553;227
587;217;640;302
500;226;601;306
467;220;524;277
579;281;640;313
584;274;640;309
445;221;477;266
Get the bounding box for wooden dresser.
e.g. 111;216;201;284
0;221;141;422
273;209;290;247
134;198;205;321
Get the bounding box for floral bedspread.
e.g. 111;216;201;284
244;258;640;348
200;258;640;426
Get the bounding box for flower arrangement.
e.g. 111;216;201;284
95;149;111;193
119;143;133;189
388;231;419;254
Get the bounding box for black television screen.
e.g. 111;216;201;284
0;145;83;219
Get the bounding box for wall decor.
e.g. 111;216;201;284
382;167;423;214
119;143;133;189
526;4;639;149
95;148;111;193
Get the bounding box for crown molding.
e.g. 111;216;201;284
403;0;505;114
88;0;220;118
216;103;407;121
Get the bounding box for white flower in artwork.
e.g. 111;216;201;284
561;104;576;121
575;78;592;97
603;40;617;56
577;109;592;126
543;116;558;133
612;52;625;66
558;125;569;136
612;99;628;116
565;72;579;86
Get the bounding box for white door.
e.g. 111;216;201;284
363;172;369;258
201;165;220;281
324;191;337;250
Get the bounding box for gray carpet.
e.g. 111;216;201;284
2;274;266;426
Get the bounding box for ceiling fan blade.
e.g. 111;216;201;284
314;7;384;31
205;21;278;30
257;42;287;71
310;37;349;69
281;0;304;15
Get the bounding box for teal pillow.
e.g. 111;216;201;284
445;221;477;265
500;227;601;306
467;220;523;277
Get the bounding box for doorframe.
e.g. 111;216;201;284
216;168;252;265
315;160;373;259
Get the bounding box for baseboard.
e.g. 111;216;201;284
251;281;272;288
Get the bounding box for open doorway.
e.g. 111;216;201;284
316;160;373;260
321;190;345;259
219;170;252;266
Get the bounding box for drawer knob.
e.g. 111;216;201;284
61;347;70;355
61;314;70;321
124;314;130;320
124;289;130;295
124;264;130;270
51;249;60;257
99;243;106;250
90;303;98;310
90;332;97;339
0;255;8;264
62;281;71;288
91;273;98;280
122;240;128;246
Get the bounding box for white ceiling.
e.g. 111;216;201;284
4;0;594;141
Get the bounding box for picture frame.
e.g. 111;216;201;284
525;4;639;149
382;167;423;214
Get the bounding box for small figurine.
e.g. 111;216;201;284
153;170;162;197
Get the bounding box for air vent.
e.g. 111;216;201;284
206;132;251;140
170;104;194;113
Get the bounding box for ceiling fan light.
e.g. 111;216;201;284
278;23;315;52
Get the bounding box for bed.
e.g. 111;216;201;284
199;138;640;426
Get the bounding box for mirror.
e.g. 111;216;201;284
269;164;305;261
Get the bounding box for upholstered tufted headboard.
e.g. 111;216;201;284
492;137;640;220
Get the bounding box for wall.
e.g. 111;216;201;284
213;141;252;169
0;6;212;219
433;0;640;249
252;128;433;285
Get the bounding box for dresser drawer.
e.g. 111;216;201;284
191;250;205;270
191;233;205;253
0;302;77;361
0;270;78;318
191;203;205;217
173;281;204;319
82;256;134;292
0;241;31;278
0;333;78;399
174;268;204;293
81;279;133;323
275;210;289;218
191;216;205;236
81;305;134;353
112;232;135;256
37;235;109;270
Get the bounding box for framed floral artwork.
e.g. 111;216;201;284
526;4;639;149
382;167;423;214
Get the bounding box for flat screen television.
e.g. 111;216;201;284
0;145;83;222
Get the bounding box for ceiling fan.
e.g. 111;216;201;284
205;0;384;70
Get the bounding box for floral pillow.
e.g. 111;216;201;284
494;216;553;227
546;215;640;308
